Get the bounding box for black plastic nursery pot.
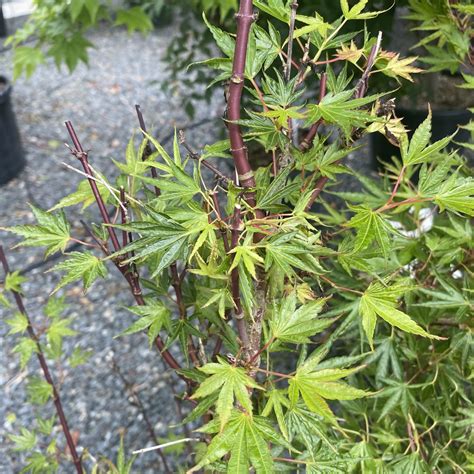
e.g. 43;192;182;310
0;76;26;185
0;4;7;38
370;107;472;170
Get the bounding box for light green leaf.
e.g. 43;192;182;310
26;377;53;405
5;312;29;335
9;428;37;451
115;7;153;33
192;358;263;430
4;205;71;257
49;252;107;293
270;293;334;344
359;281;442;347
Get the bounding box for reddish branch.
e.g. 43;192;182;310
285;2;299;82
112;359;171;473
0;247;83;474
303;33;383;211
65;122;121;253
64;123;186;381
135;104;160;196
299;72;327;151
228;0;258;200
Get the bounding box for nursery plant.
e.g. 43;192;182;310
1;0;473;473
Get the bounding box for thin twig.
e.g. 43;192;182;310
304;33;383;210
135;104;160;196
112;359;171;473
0;247;83;474
285;1;299;82
65;122;121;253
299;72;327;151
132;438;199;455
178;130;232;187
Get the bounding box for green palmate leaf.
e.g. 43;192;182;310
5;312;28;335
263;232;325;276
9;428;37;451
26;377;53;405
228;240;264;279
203;13;235;58
5;271;27;293
270;293;334;344
253;0;289;23
44;296;67;319
347;206;392;257
110;209;190;277
286;405;335;453
49;252;107;293
49;175;111;211
305;90;382;137
262;389;290;440
115;7;153;33
4;205;71;257
359;280;441;348
68;347;93;368
70;0;100;22
257;166;300;210
401;110;454;166
294;14;332;39
0;291;9;308
118;302;171;347
37;416;56;436
192;412;279;473
254;23;281;71
115;435;136;474
289;364;367;422
433;174;474;217
191;358;263;430
13;337;38;369
13;46;45;79
46;317;77;357
375;52;423;82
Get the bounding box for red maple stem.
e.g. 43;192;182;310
135;104;161;196
299;72;327;151
65;121;121;253
0;247;83;474
228;1;257;198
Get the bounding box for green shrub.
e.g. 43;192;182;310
1;0;473;472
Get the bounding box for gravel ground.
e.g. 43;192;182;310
0;24;225;473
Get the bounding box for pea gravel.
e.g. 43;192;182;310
0;23;224;473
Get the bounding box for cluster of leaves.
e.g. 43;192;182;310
5;0;153;79
2;0;473;472
406;0;473;73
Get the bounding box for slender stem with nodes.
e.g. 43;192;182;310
65;121;121;253
228;0;261;210
285;2;299;82
303;33;383;211
64;123;187;381
0;247;83;474
299;72;327;151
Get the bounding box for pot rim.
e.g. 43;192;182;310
0;75;12;103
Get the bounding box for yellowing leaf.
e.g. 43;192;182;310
375;51;423;82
